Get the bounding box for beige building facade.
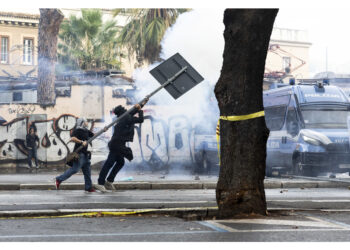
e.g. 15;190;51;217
265;27;312;81
0;12;39;78
0;9;138;78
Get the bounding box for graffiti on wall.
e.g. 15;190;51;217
8;105;36;115
0;114;94;165
129;115;195;171
0;113;217;171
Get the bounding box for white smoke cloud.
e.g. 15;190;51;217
132;8;225;126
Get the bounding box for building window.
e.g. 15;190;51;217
0;36;9;63
13;92;23;102
283;57;291;73
23;38;34;65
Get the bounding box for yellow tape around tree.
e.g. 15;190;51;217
216;111;265;165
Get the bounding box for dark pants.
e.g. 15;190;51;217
27;147;38;167
98;151;125;185
56;153;92;191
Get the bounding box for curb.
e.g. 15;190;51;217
0;183;20;191
0;180;349;191
0;207;219;219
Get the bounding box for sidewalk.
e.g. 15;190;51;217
1;170;350;190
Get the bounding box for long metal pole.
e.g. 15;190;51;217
71;66;188;155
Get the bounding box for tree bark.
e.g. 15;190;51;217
37;9;64;106
214;9;278;218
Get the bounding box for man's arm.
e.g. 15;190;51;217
71;136;88;147
132;110;144;123
35;134;40;148
131;104;144;123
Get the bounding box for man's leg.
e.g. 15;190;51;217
27;148;33;168
81;155;93;191
106;153;125;183
97;152;117;185
56;155;83;182
33;147;39;167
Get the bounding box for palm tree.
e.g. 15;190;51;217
113;9;189;65
58;9;122;71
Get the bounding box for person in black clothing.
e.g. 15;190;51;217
26;126;39;169
94;103;144;192
55;118;96;193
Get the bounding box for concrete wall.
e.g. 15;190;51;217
0;112;204;172
0;84;125;122
0;84;214;170
0;88;37;103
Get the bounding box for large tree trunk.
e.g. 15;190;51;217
37;9;64;106
214;9;278;218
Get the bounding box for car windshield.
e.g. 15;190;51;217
301;108;350;129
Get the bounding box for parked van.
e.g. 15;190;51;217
264;80;350;177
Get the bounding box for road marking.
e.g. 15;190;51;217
209;228;349;233
199;221;238;232
214;218;341;228
0;230;217;239
0;201;215;206
197;221;230;232
0;227;348;239
299;213;350;230
0;192;215;197
319;209;350;212
267;200;350;203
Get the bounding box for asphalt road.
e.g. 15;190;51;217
1;188;350;241
1;211;350;241
1;188;350;211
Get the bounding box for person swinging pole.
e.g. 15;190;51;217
94;103;145;192
64;53;204;191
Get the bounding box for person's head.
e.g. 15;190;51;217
113;105;127;116
29;127;35;134
76;117;88;129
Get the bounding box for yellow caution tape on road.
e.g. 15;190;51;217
0;210;153;220
0;207;219;220
216;111;265;165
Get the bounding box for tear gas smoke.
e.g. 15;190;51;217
132;9;225;128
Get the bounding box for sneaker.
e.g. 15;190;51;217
85;188;96;193
93;184;107;193
55;179;61;190
104;181;117;191
35;165;40;169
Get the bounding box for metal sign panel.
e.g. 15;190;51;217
149;53;204;99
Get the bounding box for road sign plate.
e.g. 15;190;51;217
149;53;204;99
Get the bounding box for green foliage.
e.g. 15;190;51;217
114;8;190;64
58;9;122;71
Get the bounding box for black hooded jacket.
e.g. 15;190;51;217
109;108;144;150
26;133;39;148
